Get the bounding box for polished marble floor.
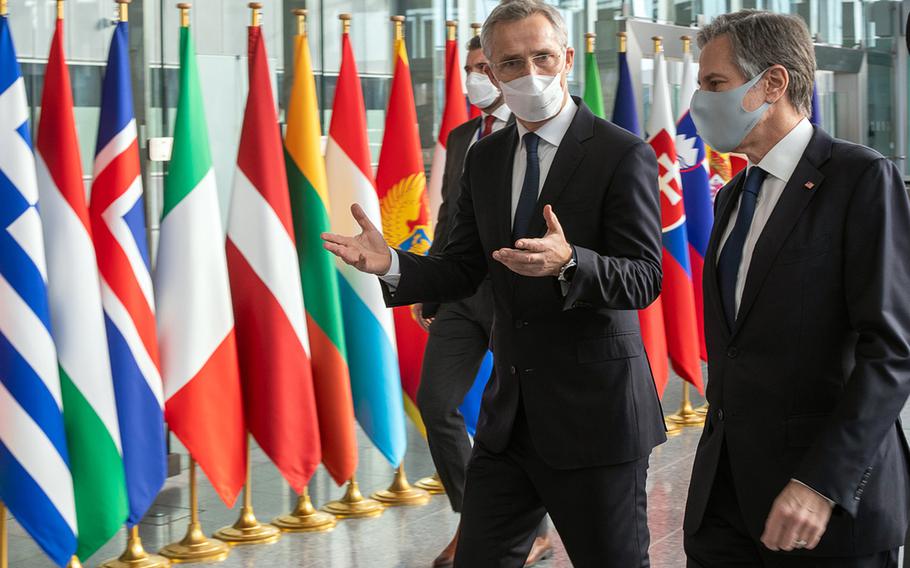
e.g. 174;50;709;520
7;385;910;567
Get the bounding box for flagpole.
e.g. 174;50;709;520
663;34;705;430
214;434;281;545
160;457;229;561
1;501;6;568
585;31;595;54
271;13;347;536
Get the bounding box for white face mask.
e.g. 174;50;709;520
499;67;565;123
465;72;500;109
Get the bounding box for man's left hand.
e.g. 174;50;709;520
760;480;833;552
493;205;572;277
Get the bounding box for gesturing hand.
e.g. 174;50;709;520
760;481;833;552
322;204;392;275
493;205;572;277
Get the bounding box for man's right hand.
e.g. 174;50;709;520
322;204;392;275
412;303;434;331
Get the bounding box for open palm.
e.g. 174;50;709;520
322;204;393;275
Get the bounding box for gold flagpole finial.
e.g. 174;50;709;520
470;22;482;37
339;13;351;34
617;31;627;54
293;8;307;36
446;20;457;42
0;0;7;18
680;35;691;54
248;2;262;27
584;32;595;54
177;3;190;27
391;15;405;42
56;0;64;21
116;0;130;22
652;35;663;54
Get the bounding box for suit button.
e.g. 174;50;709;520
726;346;739;359
716;409;725;421
509;365;517;375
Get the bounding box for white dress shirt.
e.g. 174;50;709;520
716;118;813;316
382;96;578;285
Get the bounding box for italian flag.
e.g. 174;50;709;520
156;22;247;505
35;15;128;559
285;24;357;485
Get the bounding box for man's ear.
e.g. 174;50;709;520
764;64;789;104
564;47;575;75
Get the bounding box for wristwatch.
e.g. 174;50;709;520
557;246;577;283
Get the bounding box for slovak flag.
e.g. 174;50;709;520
647;48;704;395
676;47;713;362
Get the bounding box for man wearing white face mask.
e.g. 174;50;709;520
683;10;910;568
413;33;553;568
322;1;665;565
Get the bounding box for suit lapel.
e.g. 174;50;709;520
732;128;832;336
704;172;747;336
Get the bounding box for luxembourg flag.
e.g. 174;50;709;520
647;46;704;395
326;28;407;467
676;45;713;362
0;13;76;566
89;16;167;525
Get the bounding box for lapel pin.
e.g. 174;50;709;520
804;181;815;190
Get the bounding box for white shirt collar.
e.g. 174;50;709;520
483;103;512;123
515;95;578;147
752;118;814;182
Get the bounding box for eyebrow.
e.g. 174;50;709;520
698;72;726;86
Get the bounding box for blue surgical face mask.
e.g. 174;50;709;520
690;69;771;153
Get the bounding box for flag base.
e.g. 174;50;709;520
694;403;709;416
272;490;336;533
214;507;281;546
159;522;229;563
371;465;430;507
68;557;84;568
665;418;682;437
667;383;706;427
322;478;384;519
414;473;446;495
99;527;171;568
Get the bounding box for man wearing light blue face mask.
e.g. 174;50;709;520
683;10;910;568
322;0;666;565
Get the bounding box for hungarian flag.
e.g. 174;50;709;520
646;48;704;395
226;22;321;493
36;15;127;559
156;20;246;506
612;45;668;392
326;27;406;466
285;21;357;485
676;46;713;362
0;13;77;565
427;33;468;223
89;16;167;525
376;32;432;434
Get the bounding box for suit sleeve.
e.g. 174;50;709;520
380;145;487;307
563;140;663;310
793;157;910;516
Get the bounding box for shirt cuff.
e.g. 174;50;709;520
378;247;401;288
790;478;835;509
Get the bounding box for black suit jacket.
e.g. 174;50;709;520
382;98;667;468
684;127;910;556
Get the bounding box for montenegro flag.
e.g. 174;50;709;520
376;32;431;434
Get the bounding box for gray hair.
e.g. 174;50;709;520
466;35;482;51
697;10;816;117
480;0;568;60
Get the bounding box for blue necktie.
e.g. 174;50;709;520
717;166;768;328
512;132;540;240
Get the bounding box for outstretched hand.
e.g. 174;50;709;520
322;204;392;275
493;205;572;277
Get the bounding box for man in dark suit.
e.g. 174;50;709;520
414;34;553;568
322;1;666;565
683;10;910;567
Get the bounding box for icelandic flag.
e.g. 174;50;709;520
89;19;167;525
0;14;77;566
677;48;713;362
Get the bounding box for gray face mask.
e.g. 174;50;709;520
690;69;770;153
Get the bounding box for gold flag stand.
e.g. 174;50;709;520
159;458;229;563
415;472;445;495
667;383;706;427
99;526;170;568
214;437;281;546
371;465;430;507
68;557;83;568
272;488;336;533
322;477;384;519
